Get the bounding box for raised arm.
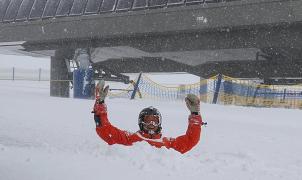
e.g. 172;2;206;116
163;94;205;154
92;80;134;146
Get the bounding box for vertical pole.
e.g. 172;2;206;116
246;86;250;103
251;85;260;105
282;89;287;102
12;67;15;81
131;72;143;100
39;68;41;81
212;74;222;104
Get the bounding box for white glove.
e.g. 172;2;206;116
185;94;200;114
96;80;109;102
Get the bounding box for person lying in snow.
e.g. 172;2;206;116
92;80;206;154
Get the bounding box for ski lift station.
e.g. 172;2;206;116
1;0;302;98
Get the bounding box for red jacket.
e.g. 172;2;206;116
94;103;203;154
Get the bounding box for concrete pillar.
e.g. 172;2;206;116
50;49;73;97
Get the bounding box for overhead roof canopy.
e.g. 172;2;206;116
0;42;262;66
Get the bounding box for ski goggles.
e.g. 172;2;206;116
142;115;160;126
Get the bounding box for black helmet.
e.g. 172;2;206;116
138;106;162;134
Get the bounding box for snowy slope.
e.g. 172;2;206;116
1;80;302;180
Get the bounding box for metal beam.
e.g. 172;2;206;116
20;24;302;53
1;0;301;43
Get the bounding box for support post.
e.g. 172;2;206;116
50;49;73;97
131;72;143;100
251;85;261;105
12;67;15;81
282;89;287;102
38;68;41;81
212;74;222;104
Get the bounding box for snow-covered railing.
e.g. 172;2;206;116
0;67;50;81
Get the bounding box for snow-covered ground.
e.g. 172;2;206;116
1;80;302;180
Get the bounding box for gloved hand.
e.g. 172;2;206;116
95;80;109;104
92;80;109;127
185;94;200;114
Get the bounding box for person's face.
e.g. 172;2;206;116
142;115;160;132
